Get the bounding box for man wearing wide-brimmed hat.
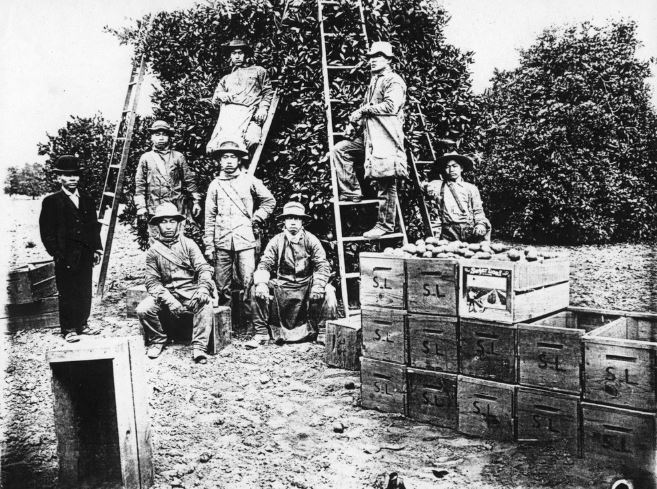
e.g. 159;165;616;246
136;202;215;363
39;155;103;342
204;138;276;331
423;152;491;243
251;201;338;346
206;38;273;154
134;120;201;222
331;41;408;239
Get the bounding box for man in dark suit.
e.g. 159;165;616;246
39;155;103;342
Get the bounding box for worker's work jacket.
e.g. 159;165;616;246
425;178;489;227
204;170;275;252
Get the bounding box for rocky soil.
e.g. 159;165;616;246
2;195;656;489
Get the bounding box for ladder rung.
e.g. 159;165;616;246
342;232;404;243
109;164;121;169
332;131;345;137
103;191;116;198
321;0;340;5
416;160;434;165
327;64;359;70
323;33;340;37
338;199;383;206
344;272;359;279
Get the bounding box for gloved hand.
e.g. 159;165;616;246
254;283;269;300
188;289;211;314
213;92;231;104
344;123;357;139
204;249;215;262
93;251;102;266
251;215;264;227
254;106;269;124
169;300;185;317
310;287;325;301
473;223;487;237
192;202;202;218
348;108;364;124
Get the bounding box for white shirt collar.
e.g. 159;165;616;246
61;186;79;197
284;229;304;244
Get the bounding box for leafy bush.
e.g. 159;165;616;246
477;20;657;244
3;163;49;198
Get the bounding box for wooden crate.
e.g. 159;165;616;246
7;260;57;304
1;296;59;333
583;311;657;411
458;375;515;441
208;306;231;355
361;307;408;364
460;319;517;383
408;314;458;373
518;307;623;394
459;258;570;324
516;386;580;455
361;357;407;414
325;316;362;370
582;401;656;471
407;368;458;429
47;337;153;489
126;285;149;318
406;258;459;316
359;253;406;309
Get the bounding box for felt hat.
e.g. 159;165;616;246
278;201;311;220
224;38;252;56
367;41;395;59
149;120;174;134
206;138;249;158
149;202;185;225
53;155;81;174
435;152;475;173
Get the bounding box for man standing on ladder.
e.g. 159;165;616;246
331;41;408;239
206;39;273;155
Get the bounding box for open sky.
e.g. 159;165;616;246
1;0;656;172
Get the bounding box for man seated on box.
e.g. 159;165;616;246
251;202;338;346
423;152;491;243
136;203;214;364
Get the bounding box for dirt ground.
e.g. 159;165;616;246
2;195;656;489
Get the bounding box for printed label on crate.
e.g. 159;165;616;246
463;267;511;313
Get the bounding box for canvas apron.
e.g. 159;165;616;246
207;103;255;150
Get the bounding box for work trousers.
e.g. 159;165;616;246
136;294;213;352
55;249;94;335
332;136;397;232
214;248;255;331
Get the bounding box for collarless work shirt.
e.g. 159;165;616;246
426;177;487;225
212;65;273;111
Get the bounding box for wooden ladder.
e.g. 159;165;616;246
317;0;408;319
247;90;281;176
95;56;147;297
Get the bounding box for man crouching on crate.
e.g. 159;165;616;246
250;202;338;346
423;152;492;243
136;203;214;364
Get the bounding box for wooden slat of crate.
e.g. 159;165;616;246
361;357;407;414
460;319;517;383
208;306;231;355
584;313;657;412
582;401;656;471
1;296;59;333
406;258;459;316
519;307;624;394
359;253;406;309
516;386;580;455
457;375;515;441
408;314;458;373
126;285;149;318
361;307;407;364
7;260;57;304
325;316;362;370
459;259;570;324
407;368;458;429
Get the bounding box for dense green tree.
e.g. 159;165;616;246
478;20;657;243
3;163;49;198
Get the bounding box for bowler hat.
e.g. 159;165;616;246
278;201;311;220
367;41;395;59
149;202;185;225
206;138;249;158
149;120;174;134
435;152;475;173
53;155;81;174
224;38;252;56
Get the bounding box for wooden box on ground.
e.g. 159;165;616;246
1;296;59;333
361;307;408;365
325;316;361;370
361;357;407;415
458;375;515;441
406;258;459;316
126;285;148;318
516;386;580;455
407;368;458;429
518;307;623;394
7;260;57;304
408;314;458;372
460;319;517;383
208;306;231;355
583;311;657;411
582;401;656;471
459;258;570;324
46;337;153;489
359;253;406;309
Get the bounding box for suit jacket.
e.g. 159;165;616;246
39;190;102;270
